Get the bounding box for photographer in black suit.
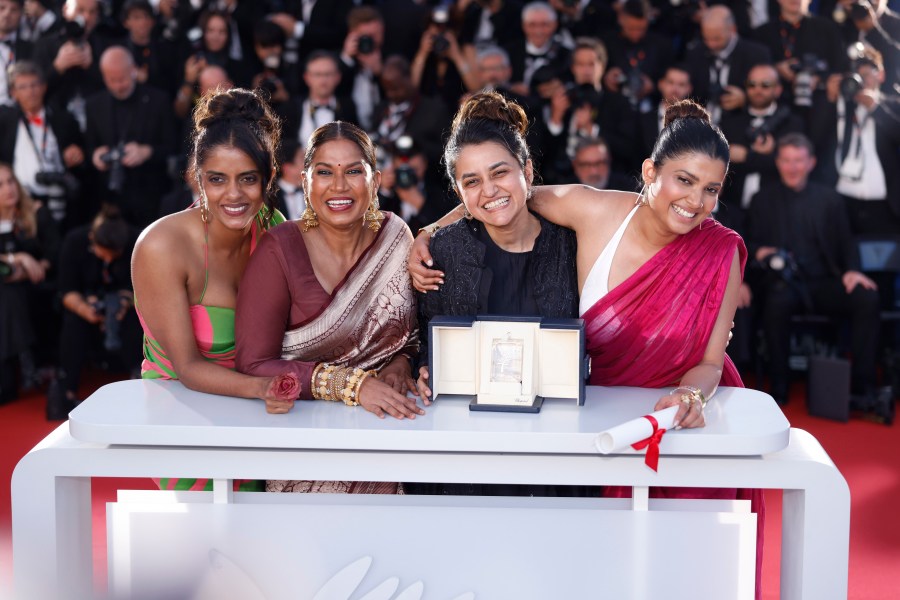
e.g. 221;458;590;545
0;0;33;104
719;63;803;234
85;46;174;227
0;61;84;228
746;133;880;406
684;6;770;124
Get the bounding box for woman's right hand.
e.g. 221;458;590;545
416;366;432;404
260;373;300;414
358;376;425;419
408;232;443;293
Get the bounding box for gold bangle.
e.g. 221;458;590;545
417;223;440;237
672;385;707;410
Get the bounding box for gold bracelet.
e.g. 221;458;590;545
340;367;366;406
672;385;708;410
313;363;337;401
417;223;440;237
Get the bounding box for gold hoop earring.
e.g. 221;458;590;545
364;196;385;232
300;204;319;232
199;196;210;223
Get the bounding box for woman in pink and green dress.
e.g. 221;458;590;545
131;88;298;492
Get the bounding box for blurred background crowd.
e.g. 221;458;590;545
0;0;898;416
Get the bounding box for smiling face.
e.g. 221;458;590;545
199;145;265;230
455;141;532;231
302;138;381;230
641;153;725;235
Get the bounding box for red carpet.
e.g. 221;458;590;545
1;375;898;598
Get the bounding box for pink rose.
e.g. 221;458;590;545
269;372;300;401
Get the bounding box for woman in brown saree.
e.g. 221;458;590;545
234;120;423;494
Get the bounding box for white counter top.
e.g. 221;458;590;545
68;380;790;456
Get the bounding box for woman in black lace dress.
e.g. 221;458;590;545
408;91;584;497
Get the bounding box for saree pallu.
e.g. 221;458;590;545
270;215;418;495
280;214;418;372
582;219;764;599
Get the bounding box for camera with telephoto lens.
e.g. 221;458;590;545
763;249;800;282
100;143;126;194
744;106;792;144
393;135;418;190
34;170;81;197
91;291;124;352
566;82;602;109
61;16;86;43
357;35;375;55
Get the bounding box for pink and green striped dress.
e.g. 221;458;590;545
138;207;284;492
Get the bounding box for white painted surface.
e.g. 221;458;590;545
12;383;847;600
68;380;790;456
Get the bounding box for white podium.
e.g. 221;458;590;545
11;380;848;600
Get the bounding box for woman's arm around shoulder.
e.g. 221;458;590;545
132;215;295;413
529;185;636;234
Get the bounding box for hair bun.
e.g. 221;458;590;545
663;99;711;129
193;88;278;138
453;91;529;138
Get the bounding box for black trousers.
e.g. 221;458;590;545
58;307;143;394
760;276;881;400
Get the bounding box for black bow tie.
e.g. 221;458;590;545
526;51;548;61
311;103;332;111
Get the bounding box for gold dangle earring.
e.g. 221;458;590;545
636;183;650;207
300;203;319;232
199;195;210;223
364;195;384;232
462;203;473;219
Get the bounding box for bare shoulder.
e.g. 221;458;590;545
133;212;199;277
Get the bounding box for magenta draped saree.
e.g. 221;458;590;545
582;218;764;599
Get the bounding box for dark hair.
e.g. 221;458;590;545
254;19;285;49
777;132;815;156
278;138;302;167
198;10;231;48
189;88;281;223
304;49;340;72
303;121;377;173
444;91;530;184
122;0;153;20
91;206;130;253
622;0;651;19
651;99;729;167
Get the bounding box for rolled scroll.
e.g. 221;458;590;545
594;406;679;471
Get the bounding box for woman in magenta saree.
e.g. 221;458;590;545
409;100;764;597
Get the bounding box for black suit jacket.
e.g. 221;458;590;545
718;104;804;233
459;1;524;49
747;180;859;280
0;103;84;166
33;30;108;108
637;107;661;163
753;15;847;74
504;39;571;88
84;84;175;224
372;95;451;175
685;37;771;106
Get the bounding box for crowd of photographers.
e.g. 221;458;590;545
0;0;898;415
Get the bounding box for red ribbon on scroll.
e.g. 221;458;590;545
631;415;666;472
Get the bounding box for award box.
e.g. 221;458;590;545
427;315;588;413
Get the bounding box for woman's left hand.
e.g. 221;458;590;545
379;357;418;397
654;392;706;429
